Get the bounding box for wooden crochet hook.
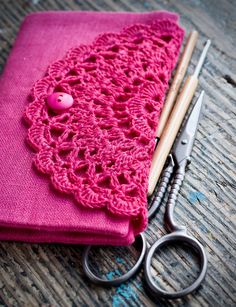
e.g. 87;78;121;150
156;30;199;138
148;39;211;196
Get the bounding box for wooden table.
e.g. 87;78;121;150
0;0;235;306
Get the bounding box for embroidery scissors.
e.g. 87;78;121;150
82;90;207;299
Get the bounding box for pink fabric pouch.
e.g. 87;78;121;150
0;11;184;245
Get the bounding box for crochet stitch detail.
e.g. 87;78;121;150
24;19;184;235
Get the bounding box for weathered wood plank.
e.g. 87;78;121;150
0;0;235;306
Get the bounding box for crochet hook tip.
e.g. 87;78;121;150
194;39;211;78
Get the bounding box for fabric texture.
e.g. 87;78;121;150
0;11;184;245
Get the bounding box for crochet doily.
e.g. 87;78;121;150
24;19;184;235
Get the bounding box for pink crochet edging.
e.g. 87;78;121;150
24;19;184;235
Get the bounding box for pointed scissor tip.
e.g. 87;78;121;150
193;91;205;112
199;90;205;99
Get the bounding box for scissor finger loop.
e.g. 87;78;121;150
82;233;147;287
144;231;208;300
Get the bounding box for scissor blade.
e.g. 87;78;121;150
173;91;205;165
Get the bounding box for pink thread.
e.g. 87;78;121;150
24;19;184;235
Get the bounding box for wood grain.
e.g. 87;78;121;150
0;0;235;306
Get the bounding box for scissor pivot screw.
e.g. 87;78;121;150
181;139;188;145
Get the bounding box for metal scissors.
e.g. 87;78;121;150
82;91;207;299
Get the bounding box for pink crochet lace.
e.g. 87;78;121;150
24;19;184;235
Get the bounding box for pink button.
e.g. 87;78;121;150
47;92;73;113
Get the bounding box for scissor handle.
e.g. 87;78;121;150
144;231;208;300
148;155;175;219
165;163;187;233
82;233;147;287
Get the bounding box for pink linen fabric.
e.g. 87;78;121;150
0;11;183;245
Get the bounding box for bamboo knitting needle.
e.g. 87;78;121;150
156;30;199;138
148;39;211;196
